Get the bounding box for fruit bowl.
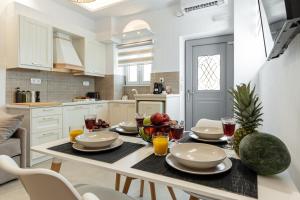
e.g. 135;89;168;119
138;124;170;143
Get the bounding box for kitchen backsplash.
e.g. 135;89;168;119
151;72;179;94
6;69;95;103
95;75;125;100
123;86;151;100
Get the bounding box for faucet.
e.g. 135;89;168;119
131;89;138;95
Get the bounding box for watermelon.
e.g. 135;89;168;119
239;133;291;176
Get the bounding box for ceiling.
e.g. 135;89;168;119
53;0;180;19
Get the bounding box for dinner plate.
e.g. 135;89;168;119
115;127;138;135
191;126;224;140
189;132;227;143
166;154;232;175
72;138;124;152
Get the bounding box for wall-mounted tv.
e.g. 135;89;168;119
260;0;300;60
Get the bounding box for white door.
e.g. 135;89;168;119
19;16;52;69
63;105;90;137
185;36;234;130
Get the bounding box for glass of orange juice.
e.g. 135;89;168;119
69;126;84;143
152;132;169;156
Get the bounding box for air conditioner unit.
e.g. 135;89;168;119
180;0;227;14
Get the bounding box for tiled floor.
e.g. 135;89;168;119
0;159;189;200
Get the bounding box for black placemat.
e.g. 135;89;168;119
48;142;144;164
110;127;139;137
132;154;258;199
179;132;228;148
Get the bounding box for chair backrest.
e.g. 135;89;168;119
0;155;82;200
195;119;222;129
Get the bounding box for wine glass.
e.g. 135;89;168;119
84;114;97;132
169;121;184;143
221;117;236;149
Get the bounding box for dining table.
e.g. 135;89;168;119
31;134;300;200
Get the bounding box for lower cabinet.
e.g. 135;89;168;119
109;103;136;125
90;103;108;121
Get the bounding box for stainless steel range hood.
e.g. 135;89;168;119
53;32;84;72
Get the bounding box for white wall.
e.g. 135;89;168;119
258;35;300;189
107;4;233;73
234;0;266;84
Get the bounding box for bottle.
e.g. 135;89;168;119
21;91;26;103
35;91;40;102
26;91;31;103
31;91;36;103
15;87;22;103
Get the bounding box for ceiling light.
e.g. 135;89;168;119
72;0;96;3
74;0;125;12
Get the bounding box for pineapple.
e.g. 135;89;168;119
230;83;263;155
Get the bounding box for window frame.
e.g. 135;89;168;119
125;63;152;86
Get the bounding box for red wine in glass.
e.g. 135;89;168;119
169;127;184;140
84;115;96;132
223;123;236;137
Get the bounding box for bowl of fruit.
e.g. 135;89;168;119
138;113;172;143
93;119;110;131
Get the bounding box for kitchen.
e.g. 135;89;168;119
0;0;300;200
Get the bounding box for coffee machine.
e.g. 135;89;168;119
153;82;163;94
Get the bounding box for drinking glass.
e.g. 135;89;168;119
221;117;236;149
135;113;146;128
169;121;184;143
84;114;97;132
152;132;169;156
69;126;84;143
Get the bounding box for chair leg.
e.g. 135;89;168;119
122;177;134;194
50;158;62;173
149;182;157;200
189;195;198;200
115;173;121;191
139;180;144;197
167;186;177;200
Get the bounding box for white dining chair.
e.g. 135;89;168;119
0;155;135;200
195;119;222;129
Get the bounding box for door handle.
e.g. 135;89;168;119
187;90;194;101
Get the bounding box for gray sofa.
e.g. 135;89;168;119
0;128;27;184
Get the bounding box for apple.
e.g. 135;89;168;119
150;113;170;125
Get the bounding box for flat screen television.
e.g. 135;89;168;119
259;0;300;59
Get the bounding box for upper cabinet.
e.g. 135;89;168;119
6;15;53;70
85;40;106;76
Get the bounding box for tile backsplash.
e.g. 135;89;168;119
6;69;95;103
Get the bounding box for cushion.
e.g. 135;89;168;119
0;111;24;143
0;138;21;157
0;155;20;184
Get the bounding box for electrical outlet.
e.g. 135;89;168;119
31;78;41;85
83;81;90;86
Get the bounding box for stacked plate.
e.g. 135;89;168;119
73;131;123;152
190;126;227;143
116;121;138;135
166;143;232;175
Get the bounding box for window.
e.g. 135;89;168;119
125;63;152;85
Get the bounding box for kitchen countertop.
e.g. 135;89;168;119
6;100;135;109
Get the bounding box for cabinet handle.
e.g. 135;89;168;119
39;132;57;137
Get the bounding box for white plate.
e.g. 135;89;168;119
170;143;227;169
166;154;232;175
119;121;137;132
191;126;224;140
189;132;227;143
72;138;124;152
115;127;138;135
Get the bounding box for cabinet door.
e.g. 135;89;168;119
19;16;52;69
85;40;106;76
109;103;127;125
62;105;90;138
126;104;136;122
91;103;108;121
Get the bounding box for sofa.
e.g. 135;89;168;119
0;128;27;184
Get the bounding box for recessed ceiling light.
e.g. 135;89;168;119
73;0;125;12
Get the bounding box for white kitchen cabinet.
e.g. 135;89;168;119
75;40;106;77
109;102;136;125
6;15;52;70
62;105;90;138
90;103;108;121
